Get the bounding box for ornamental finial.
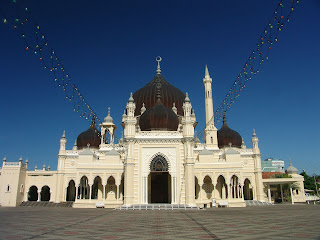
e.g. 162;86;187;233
156;56;162;74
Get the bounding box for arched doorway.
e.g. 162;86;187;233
230;175;240;199
67;180;76;201
203;176;213;200
28;186;38;201
78;176;89;199
92;176;103;200
243;178;253;200
41;186;50;201
106;176;116;200
216;175;228;200
148;155;171;203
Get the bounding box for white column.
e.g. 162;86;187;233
267;184;271;203
117;185;120;203
75;185;79;201
228;185;231;201
103;185;106;200
145;177;148;204
241;185;244;199
200;184;203;203
38;191;41;202
89;185;92;201
290;184;294;205
171;177;177;204
280;184;284;202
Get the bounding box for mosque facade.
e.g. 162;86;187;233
0;60;306;208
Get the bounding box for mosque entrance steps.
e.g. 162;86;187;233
116;204;201;210
245;200;273;207
20;201;74;207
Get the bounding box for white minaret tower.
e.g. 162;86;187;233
203;65;218;148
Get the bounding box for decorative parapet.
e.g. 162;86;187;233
3;162;27;169
135;131;183;139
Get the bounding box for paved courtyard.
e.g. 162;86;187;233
0;205;319;240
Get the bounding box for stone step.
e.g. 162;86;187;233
20;201;74;207
245;200;273;207
116;204;201;210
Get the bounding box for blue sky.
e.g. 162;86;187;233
0;0;319;175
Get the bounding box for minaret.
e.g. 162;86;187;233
203;65;213;125
203;66;218;148
59;131;67;154
251;129;264;201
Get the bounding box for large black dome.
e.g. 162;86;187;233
217;115;242;148
133;74;185;116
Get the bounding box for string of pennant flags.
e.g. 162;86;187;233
1;0;101;125
197;0;300;141
1;0;301;142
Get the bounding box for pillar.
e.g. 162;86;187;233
185;162;196;205
171;176;177;204
89;184;92;201
38;191;41;202
124;141;135;206
200;184;203;203
117;184;120;202
65;187;68;201
103;185;106;200
75;185;79;201
290;185;294;205
267;184;271;203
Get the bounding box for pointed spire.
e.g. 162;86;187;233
253;129;256;137
141;103;146;114
19;156;23;162
128;92;134;102
122;110;127;117
205;65;210;78
62;130;65;138
3;156;6;162
156;56;162;75
184;92;190;102
172;102;177;114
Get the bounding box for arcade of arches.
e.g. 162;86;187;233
66;175;124;202
195;175;254;206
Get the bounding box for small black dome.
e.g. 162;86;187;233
139;99;179;131
217;115;242;148
77;117;101;150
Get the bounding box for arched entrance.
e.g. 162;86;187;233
92;176;103;200
28;186;38;201
40;186;50;201
148;155;171;203
243;178;253;200
66;180;76;201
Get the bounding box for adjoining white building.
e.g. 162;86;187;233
0;60;306;208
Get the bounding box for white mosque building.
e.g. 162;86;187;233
0;59;306;208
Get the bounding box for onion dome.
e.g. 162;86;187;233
77;116;101;150
133;74;185;116
217;114;242;148
104;107;113;123
139;98;179;131
286;161;298;174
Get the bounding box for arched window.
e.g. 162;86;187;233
150;155;168;172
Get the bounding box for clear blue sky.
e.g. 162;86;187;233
1;0;319;175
